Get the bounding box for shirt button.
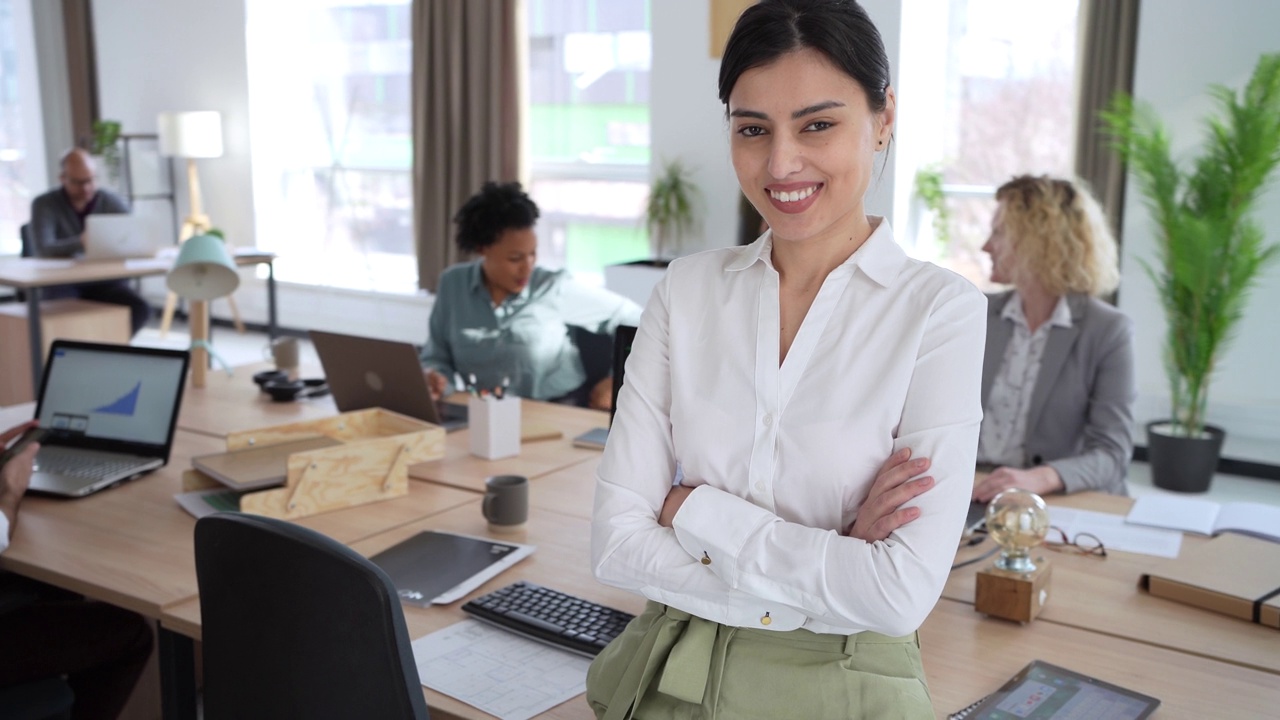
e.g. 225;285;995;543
701;552;712;566
754;482;764;493
762;414;773;427
760;612;772;626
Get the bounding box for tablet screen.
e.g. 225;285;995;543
964;660;1159;720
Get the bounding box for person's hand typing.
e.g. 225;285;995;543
424;369;448;401
845;448;934;542
971;465;1063;503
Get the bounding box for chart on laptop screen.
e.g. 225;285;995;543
38;348;184;445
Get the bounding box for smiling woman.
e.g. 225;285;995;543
586;1;987;718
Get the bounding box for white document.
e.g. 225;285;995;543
1125;495;1280;542
412;620;591;720
1047;506;1183;558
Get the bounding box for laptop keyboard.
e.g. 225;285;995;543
462;581;635;657
36;447;152;480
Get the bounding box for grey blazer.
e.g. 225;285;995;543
981;292;1136;495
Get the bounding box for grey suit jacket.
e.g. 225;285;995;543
981;291;1136;495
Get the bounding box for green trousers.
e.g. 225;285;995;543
586;601;933;720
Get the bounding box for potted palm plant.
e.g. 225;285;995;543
646;158;700;260
1101;53;1280;492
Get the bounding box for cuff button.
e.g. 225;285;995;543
760;612;771;626
700;552;712;566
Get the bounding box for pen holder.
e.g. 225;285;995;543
468;395;521;460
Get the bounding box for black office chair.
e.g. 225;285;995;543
194;513;430;720
0;678;74;720
568;325;614;407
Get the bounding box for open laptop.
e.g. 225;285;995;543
572;324;638;449
81;214;160;261
309;330;468;431
28;340;190;497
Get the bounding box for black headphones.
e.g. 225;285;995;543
253;371;330;402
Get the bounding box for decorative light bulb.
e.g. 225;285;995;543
985;488;1049;573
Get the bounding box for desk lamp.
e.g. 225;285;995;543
975;488;1052;623
156;110;245;338
167;233;239;388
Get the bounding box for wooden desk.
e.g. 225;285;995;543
177;362;340;438
161;500;1280;720
408;402;607;493
528;456;600;520
0;253;278;393
947;492;1280;674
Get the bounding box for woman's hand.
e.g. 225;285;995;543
588;376;614;411
845;448;934;542
658;484;694;528
972;465;1063;503
424;369;447;401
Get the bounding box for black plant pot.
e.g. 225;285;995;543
1146;421;1225;493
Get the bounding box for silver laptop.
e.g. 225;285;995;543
82;214;159;260
28;340;190;497
309;330;468;431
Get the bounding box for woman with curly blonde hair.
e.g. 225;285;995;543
973;174;1136;501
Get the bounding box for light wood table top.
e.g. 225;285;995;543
0;253;274;289
526;456;600;520
407;402;608;493
1;430;225;617
177;362;340;439
161;498;1280;720
947;491;1280;675
923;598;1280;720
3;427;478;621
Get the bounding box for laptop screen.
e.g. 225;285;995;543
36;342;189;452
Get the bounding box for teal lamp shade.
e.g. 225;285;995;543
167;234;240;301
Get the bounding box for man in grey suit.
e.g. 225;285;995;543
28;148;150;335
973;176;1136;501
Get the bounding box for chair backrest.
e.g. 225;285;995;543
570;325;614;396
19;223;33;258
194;513;430;720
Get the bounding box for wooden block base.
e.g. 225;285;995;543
0;299;131;405
975;557;1052;624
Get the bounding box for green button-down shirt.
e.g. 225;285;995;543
421;261;643;401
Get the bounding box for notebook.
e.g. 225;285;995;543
1125;495;1280;543
309;330;468;431
192;436;344;491
367;530;535;606
949;660;1160;719
81;214;160;260
571;324;638;450
28;340;190;497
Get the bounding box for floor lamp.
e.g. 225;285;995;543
167;234;240;388
156;110;246;337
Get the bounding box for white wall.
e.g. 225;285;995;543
89;0;431;340
648;0;903;255
1120;0;1280;457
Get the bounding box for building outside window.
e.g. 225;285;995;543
0;0;47;257
899;0;1079;290
246;0;414;293
525;0;651;286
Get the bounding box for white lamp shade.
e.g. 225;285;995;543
157;111;224;158
167;234;240;300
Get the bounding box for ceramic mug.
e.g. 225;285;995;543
263;336;300;374
482;475;529;533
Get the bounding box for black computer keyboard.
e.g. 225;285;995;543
461;581;635;657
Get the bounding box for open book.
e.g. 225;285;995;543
1125;495;1280;543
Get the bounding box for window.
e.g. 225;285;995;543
245;0;413;292
525;0;651;286
0;0;47;256
900;0;1080;290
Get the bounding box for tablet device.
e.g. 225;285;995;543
367;530;534;606
952;660;1159;720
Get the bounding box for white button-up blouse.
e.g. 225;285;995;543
591;218;987;638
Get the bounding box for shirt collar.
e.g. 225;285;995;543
1002;291;1073;329
464;260;532;306
725;216;904;288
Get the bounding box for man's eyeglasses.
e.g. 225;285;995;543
1044;526;1106;558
